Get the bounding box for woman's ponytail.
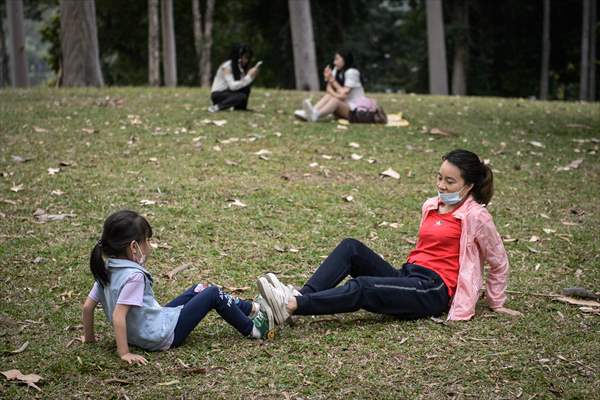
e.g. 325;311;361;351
90;240;109;286
475;163;494;206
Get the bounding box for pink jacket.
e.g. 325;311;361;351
420;196;508;320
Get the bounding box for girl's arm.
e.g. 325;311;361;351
327;79;351;100
82;297;98;342
223;66;253;91
476;217;523;317
112;304;148;365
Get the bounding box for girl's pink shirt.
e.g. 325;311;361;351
420;195;508;320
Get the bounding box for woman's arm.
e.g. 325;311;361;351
476;217;523;317
112;304;148;365
327;79;351;100
223;66;253;91
82;297;98;342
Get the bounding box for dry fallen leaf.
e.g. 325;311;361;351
51;190;65;196
336;124;348;130
165;263;192;280
1;369;42;391
227;198;247;208
47;167;61;175
529;235;540;242
9;341;29;354
556;159;583;171
254;149;272;156
380;168;400;180
343;195;354;202
337;119;350;125
321;155;333;160
33;126;48;133
554;296;600;308
11;155;33;163
528;141;545;148
543;228;556;234
139;199;156;206
429;128;452;137
81;128;97;134
33;208;76;223
309;162;319;168
157;380;180;386
348;142;360;148
351;153;363;161
10;183;24;192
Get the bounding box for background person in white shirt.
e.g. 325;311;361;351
209;44;260;112
296;51;364;122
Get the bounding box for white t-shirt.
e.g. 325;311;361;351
210;60;253;92
331;68;365;110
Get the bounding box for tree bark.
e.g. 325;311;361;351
6;0;29;87
540;0;551;100
0;10;9;87
288;0;319;91
60;0;104;87
192;0;203;86
589;0;597;101
148;0;161;86
426;0;448;95
451;0;468;96
580;0;590;100
201;0;215;88
161;0;177;87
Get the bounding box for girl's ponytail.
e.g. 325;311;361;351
90;240;109;286
475;163;494;206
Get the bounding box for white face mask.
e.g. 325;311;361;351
438;186;467;205
134;242;146;266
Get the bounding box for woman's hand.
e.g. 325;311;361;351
491;306;523;317
323;65;332;81
120;352;148;365
248;66;259;79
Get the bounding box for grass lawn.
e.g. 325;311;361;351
0;87;599;399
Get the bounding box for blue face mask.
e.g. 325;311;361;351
134;242;147;267
438;186;467;205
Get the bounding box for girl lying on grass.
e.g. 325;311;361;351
258;149;522;326
81;210;274;365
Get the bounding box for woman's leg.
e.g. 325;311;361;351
314;94;333;109
333;101;351;119
295;264;449;318
233;86;252;110
211;90;249;111
168;286;254;347
314;96;340;118
300;238;400;295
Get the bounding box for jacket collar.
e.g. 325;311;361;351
423;195;481;220
106;258;152;279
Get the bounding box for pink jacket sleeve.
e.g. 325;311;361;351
475;213;508;309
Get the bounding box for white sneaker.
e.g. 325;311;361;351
265;273;301;298
294;109;307;120
257;276;289;325
208;104;219;113
302;99;317;122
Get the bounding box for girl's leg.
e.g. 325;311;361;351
300;238;400;295
295;264;449;318
314;96;340;118
314;94;333;109
333;101;351;119
169;286;254;347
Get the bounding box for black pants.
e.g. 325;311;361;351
211;85;251;110
296;238;450;319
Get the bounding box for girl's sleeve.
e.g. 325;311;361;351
344;69;361;88
88;282;101;302
117;273;145;307
223;66;252;91
475;215;508;309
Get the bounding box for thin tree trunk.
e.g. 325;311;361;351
288;0;319;91
0;12;9;87
580;0;591;100
161;0;177;87
451;0;468;96
426;0;448;95
201;0;215;88
540;0;551;100
148;0;161;86
60;0;103;87
192;0;203;86
589;0;597;101
6;0;29;87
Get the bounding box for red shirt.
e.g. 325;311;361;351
407;208;462;296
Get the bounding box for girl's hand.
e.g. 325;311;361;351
248;66;259;78
492;306;523;317
120;352;148;365
323;65;332;80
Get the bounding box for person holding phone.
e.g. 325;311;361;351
208;44;261;112
294;50;364;122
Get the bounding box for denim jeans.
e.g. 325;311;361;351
296;238;450;319
166;284;253;347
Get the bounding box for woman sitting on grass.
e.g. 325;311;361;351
208;43;261;112
81;210;274;365
257;149;522;326
295;50;364;122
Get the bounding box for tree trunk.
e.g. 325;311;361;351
589;0;597;101
0;11;9;87
192;0;203;86
161;0;177;87
288;0;319;91
6;0;29;87
540;0;551;100
426;0;448;95
451;0;469;96
580;0;590;100
60;0;104;87
148;0;161;86
201;0;215;88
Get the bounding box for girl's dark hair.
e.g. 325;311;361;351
334;50;355;86
90;210;153;286
229;43;253;80
442;149;494;205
